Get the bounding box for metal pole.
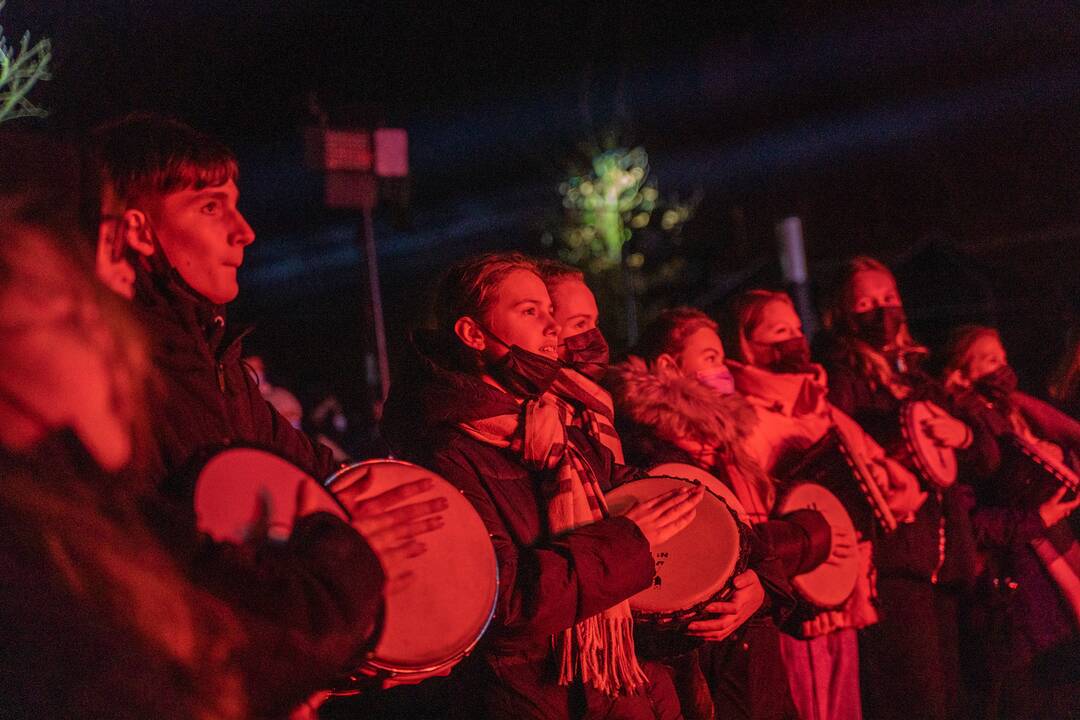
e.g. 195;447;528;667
361;205;391;403
776;216;819;341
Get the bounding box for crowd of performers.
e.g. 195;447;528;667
3;113;1080;720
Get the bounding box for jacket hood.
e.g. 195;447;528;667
607;356;758;453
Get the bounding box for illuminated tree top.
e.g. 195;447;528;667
0;1;51;124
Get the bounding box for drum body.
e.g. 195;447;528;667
887;400;957;489
326;460;498;687
605;476;749;629
775;483;859;609
998;434;1080;509
777;428;897;535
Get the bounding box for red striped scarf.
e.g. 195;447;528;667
457;367;645;695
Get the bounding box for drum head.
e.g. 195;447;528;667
777;483;859;608
902;402;958;488
647;462;749;520
327;460;498;674
194;447;348;544
605;477;740;614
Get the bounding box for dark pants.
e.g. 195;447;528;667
320;655;682;720
661;621;797;720
859;578;961;720
477;654;682;720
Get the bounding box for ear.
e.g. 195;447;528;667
453;316;487;352
654;353;679;373
120;209;155;257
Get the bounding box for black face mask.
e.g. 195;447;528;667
561;327;610;382
478;325;563;398
852;306;907;350
760;336;815;374
976;364;1018;402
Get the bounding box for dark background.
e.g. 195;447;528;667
6;1;1080;427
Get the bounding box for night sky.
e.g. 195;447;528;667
6;1;1080;418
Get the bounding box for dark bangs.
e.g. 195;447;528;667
95;114;239;204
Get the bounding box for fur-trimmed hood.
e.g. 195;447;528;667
607;356;758;453
606;356;775;516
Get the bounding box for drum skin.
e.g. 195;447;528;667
193;446;349;544
776;483;859;608
605;477;742;615
647;462;749;522
327;459;498;679
899;401;957;488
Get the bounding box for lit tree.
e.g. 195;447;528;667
551;145;696;346
0;0;51;124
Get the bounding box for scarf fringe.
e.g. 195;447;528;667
556;615;649;696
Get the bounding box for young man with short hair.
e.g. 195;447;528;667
91;114;439;717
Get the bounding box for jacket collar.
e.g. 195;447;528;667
132;259;248;360
727;360;829;417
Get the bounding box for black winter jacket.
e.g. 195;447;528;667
130;266;384;718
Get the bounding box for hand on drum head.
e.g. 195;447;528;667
1039;485;1080;528
684;570;764;642
622;485;704;548
873;460;927;520
331;470;450;594
920;416;970;449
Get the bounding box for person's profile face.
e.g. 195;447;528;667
675;327;728;377
150;179;254;304
482;270;560;360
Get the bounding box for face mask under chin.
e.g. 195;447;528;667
477;323;563;398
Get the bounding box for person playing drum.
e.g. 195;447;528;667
606;305;815;720
381;252;701;720
89;114;445;717
820;257;978;720
722;288;925;720
942;325;1080;719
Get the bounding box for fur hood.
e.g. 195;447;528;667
607;356;758;453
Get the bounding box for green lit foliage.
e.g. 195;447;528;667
548;144;698;348
0;1;51;124
556;146;695;273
